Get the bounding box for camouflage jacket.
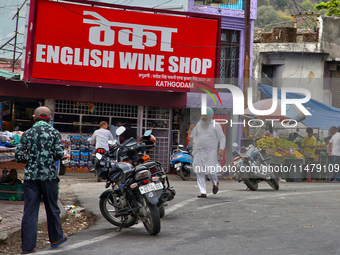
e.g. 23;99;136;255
15;121;64;181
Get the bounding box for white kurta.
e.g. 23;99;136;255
190;120;226;174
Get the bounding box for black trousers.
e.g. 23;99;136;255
21;179;63;251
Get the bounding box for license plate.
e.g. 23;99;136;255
234;159;242;165
139;183;156;194
62;159;70;165
155;182;163;190
174;163;182;168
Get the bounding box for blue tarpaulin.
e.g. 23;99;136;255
258;83;340;130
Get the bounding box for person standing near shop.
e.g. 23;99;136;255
90;121;114;151
264;124;278;138
301;128;317;182
15;106;67;254
190;107;225;198
328;126;340;182
109;121;123;144
186;122;196;149
120;122;137;143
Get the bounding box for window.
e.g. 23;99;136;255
220;30;240;85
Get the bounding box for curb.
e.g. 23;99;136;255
0;200;67;244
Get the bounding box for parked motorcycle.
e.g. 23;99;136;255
111;130;176;218
96;127;163;235
170;145;193;181
231;133;279;191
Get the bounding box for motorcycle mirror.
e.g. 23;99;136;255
95;153;103;160
116;126;126;136
232;142;238;147
108;140;116;146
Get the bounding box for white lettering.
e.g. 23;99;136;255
74;48;82;66
168;56;178;73
191;58;201;74
281;88;312;115
179;57;190;73
46;45;59;63
60;47;73;65
145;54;155;71
90;49;101;67
102;51;114;68
83;49;89;66
83;11;177;52
36;44;46;62
156;55;164;72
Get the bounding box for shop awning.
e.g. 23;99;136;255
258;83;340;130
186;92;233;109
0;68;20;80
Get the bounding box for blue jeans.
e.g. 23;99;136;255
21;179;63;251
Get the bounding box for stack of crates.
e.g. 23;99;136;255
0;184;24;201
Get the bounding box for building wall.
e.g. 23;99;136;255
320;16;340;60
253;42;327;103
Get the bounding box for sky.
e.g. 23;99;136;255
0;0;27;59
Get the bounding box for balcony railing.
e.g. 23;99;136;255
194;0;245;10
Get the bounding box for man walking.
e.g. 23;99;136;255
15;106;67;254
190;107;225;198
328;126;340;182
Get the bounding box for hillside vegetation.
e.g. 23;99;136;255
256;0;328;30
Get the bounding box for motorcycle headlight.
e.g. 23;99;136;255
135;170;151;180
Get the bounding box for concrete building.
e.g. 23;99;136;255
252;16;340;107
252;16;340;138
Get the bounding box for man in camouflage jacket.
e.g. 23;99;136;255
15;106;68;254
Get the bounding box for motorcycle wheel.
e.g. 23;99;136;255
178;163;190;181
143;202;161;235
99;193;135;228
267;174;279;190
59;164;66;176
242;163;258;191
159;205;165;218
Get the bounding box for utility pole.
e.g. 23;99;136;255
243;0;251;137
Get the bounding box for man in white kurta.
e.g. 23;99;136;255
190;107;226;198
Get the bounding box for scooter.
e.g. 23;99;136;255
230;132;279;191
170;145;194;181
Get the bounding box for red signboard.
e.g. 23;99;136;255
24;0;220;92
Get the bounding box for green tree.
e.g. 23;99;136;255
302;0;315;11
315;0;340;16
276;0;288;8
258;0;268;6
256;6;282;27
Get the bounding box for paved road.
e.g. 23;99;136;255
36;173;340;255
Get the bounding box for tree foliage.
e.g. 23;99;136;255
314;0;340;16
302;0;315;11
255;6;293;30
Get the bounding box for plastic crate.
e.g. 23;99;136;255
269;155;284;165
0;184;24;201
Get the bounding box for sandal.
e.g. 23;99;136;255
51;234;68;248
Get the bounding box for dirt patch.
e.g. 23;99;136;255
0;181;97;254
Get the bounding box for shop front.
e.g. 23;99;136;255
0;0;220;173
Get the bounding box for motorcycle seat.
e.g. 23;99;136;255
143;162;157;169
